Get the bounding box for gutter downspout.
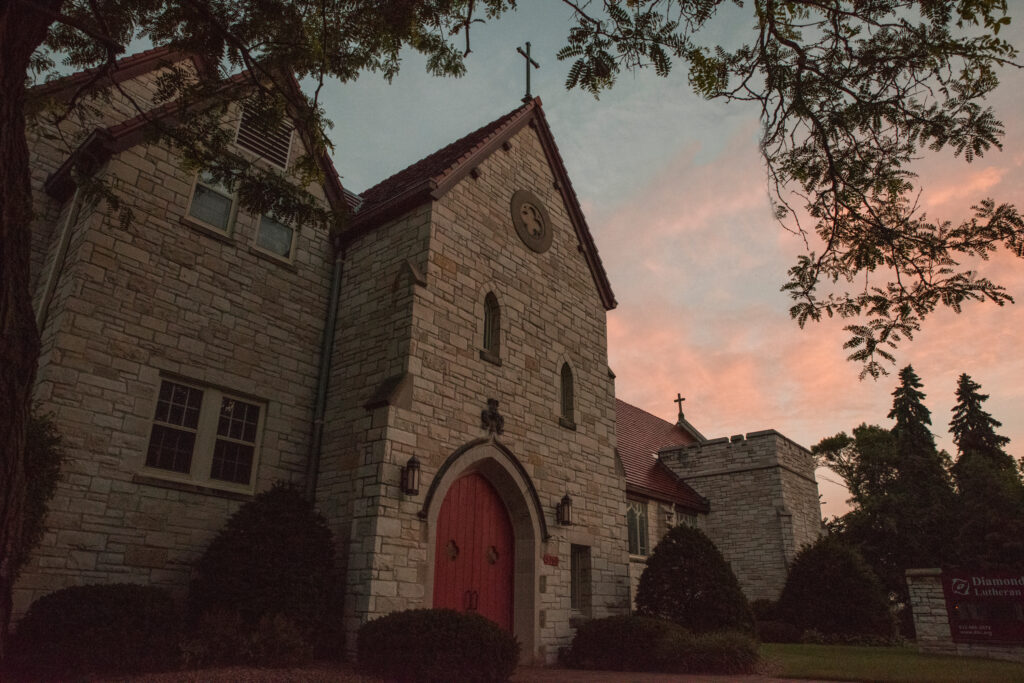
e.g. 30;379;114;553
36;187;83;332
305;241;344;501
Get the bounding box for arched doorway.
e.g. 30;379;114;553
423;440;543;660
433;473;514;631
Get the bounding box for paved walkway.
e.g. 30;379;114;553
512;667;834;682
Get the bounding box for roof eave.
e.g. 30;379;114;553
625;483;710;513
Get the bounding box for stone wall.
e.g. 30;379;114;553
659;430;820;601
18;65;333;618
907;569;1024;663
318;120;629;663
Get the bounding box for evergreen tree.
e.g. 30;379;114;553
949;374;1024;567
815;367;955;635
950;374;1016;478
885;366;955;571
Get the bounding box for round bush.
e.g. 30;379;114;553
188;482;335;629
358;608;519;683
8;583;180;679
566;615;759;675
566;615;688;671
635;525;754;633
682;631;760;674
777;535;891;638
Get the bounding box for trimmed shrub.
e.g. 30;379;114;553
566;616;759;675
635;524;754;634
756;619;802;643
681;630;760;674
188;482;335;630
180;609;250;668
8;583;180;679
247;613;316;667
358;608;519;683
777;535;891;639
565;615;688;671
751;598;779;621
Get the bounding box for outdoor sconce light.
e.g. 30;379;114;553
556;493;573;526
401;455;421;496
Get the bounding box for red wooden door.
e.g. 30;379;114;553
433;473;515;631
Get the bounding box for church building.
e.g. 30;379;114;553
18;48;821;664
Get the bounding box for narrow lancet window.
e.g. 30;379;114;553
560;362;575;428
481;292;501;364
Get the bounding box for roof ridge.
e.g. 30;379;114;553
29;46;199;100
355;99;534;210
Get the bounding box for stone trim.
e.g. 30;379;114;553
132;473;254;501
672;461;818;486
418;437;550;542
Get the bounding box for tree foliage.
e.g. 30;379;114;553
557;0;1022;377
814;366;954;602
948;373;1024;567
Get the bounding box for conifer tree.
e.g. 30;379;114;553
885;366;955;571
949;373;1024;567
950;374;1016;478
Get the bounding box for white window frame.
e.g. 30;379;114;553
184;172;237;235
143;378;265;493
627;499;650;557
253;213;297;262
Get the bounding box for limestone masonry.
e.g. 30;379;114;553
19;48;822;664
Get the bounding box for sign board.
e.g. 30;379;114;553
942;570;1024;644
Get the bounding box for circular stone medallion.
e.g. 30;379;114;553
510;189;553;253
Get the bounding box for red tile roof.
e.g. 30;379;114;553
29;46;202;101
355;103;529;219
347;98;616;310
616;399;708;511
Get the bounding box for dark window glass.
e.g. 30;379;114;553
146;424;196;473
483;293;500;355
560;363;575;423
210;440;254;484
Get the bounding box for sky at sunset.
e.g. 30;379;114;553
320;2;1024;518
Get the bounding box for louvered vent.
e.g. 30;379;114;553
235;103;293;169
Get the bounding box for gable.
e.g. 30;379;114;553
616;399;709;512
346;98;616;310
39;67;351;218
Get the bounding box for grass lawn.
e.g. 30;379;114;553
761;643;1024;683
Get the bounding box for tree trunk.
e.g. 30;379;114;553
0;0;60;661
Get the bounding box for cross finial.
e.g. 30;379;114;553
516;42;540;103
674;393;686;421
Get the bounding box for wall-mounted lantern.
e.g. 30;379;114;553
556;493;573;526
401;455;421;496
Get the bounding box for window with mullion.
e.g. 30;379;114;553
144;379;263;491
146;381;204;473
627;500;649;556
210;397;260;484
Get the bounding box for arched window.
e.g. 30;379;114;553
481;292;501;364
560;362;575;429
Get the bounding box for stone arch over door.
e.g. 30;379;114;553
421;439;544;662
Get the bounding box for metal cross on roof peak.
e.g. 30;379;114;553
674;393;686;421
516;41;540;103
